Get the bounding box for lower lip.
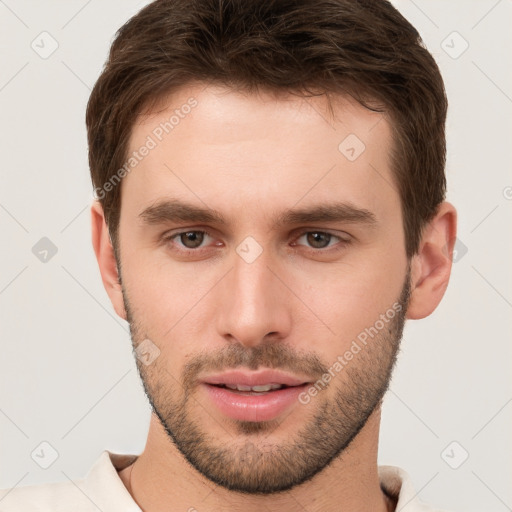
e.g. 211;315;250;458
201;383;308;422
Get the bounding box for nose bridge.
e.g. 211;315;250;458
216;240;292;346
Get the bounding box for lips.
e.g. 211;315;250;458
202;369;309;388
200;369;311;422
221;383;284;392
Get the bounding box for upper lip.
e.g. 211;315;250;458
201;369;310;387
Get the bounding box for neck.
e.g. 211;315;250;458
119;407;395;512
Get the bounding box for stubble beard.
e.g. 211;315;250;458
123;271;410;494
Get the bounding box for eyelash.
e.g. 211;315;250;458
161;229;351;254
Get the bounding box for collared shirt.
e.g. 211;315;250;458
0;450;451;511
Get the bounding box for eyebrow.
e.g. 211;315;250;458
139;199;377;228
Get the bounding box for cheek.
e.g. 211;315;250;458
121;250;222;352
295;255;406;355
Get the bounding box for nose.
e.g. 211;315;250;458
215;243;293;348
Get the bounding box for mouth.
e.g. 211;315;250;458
208;382;301;394
200;369;312;422
202;368;310;388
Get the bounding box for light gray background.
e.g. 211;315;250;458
0;1;511;511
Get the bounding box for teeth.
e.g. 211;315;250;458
251;384;273;392
223;383;284;392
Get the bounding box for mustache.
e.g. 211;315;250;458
182;343;329;389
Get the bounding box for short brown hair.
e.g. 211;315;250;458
86;0;447;257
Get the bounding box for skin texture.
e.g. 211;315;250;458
91;83;457;512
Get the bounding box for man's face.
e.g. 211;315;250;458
117;84;410;493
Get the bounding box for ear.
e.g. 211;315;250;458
91;201;127;321
406;201;457;320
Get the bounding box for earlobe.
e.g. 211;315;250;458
406;202;457;320
90;201;127;321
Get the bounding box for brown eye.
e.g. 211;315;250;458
179;231;205;249
306;232;332;249
292;231;351;252
162;229;221;257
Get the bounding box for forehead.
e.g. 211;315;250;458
122;83;398;225
133;83;390;148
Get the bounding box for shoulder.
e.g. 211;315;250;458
0;478;95;512
379;465;453;512
0;451;140;512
